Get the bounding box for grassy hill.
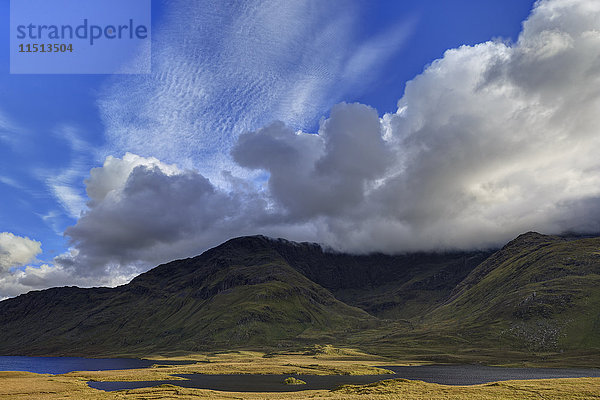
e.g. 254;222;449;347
422;232;600;352
0;236;486;356
353;232;600;365
252;236;491;319
0;237;375;355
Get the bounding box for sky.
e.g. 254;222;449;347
3;0;600;299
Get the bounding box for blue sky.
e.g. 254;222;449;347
5;0;600;298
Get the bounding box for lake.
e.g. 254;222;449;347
89;364;600;392
0;356;190;375
383;365;600;385
1;357;598;392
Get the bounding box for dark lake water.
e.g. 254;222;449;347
0;356;191;375
1;357;598;392
89;373;391;392
87;365;600;392
383;365;600;385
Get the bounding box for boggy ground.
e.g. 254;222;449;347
1;346;599;399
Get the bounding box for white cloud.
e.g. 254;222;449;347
0;261;132;300
0;264;68;299
0;175;24;190
233;0;600;252
232;103;393;219
47;184;86;219
40;125;96;219
0;233;42;273
0;110;24;149
0;230;141;298
85;153;181;205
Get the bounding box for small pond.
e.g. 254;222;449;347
88;364;600;392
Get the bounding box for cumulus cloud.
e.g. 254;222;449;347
233;103;392;219
84;153;181;206
63;104;397;278
0;264;71;300
61;153;277;278
0;233;93;299
0;260;132;300
0;233;42;273
233;0;600;252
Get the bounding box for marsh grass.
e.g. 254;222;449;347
283;377;306;385
1;348;598;399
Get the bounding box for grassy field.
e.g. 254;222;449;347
2;372;599;400
1;347;599;399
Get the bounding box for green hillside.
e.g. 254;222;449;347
0;237;374;356
422;232;600;353
249;237;491;319
1;232;599;365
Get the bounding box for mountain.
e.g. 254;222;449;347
0;236;487;356
231;237;491;320
416;232;600;353
0;232;599;361
0;237;365;355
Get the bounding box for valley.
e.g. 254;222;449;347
1;232;600;398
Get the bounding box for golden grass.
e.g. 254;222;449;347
2;373;599;400
65;348;398;383
0;371;108;400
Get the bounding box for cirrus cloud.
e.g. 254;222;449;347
98;0;414;183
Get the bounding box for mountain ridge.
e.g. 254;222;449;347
1;232;599;364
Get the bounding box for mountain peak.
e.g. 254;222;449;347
502;231;562;250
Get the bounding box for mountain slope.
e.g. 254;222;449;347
2;232;598;360
0;237;374;356
422;232;600;352
0;235;488;356
250;237;491;319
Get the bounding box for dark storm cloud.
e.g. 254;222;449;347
233;103;392;219
60;155;274;278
